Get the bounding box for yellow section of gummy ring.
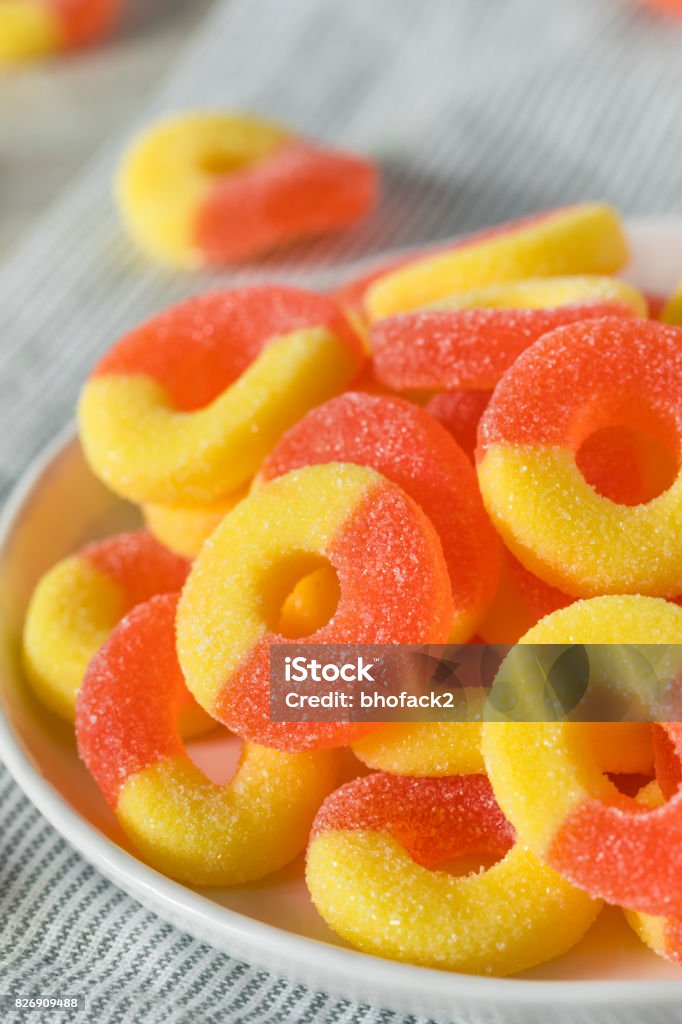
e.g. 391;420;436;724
115;113;290;268
117;746;338;886
306;830;600;975
176;462;380;712
79;326;358;505
482;596;682;854
477;446;682;597
365;204;628;320
433;275;646;315
0;1;61;63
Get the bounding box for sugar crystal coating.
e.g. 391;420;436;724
306;772;600;975
478;317;682;597
78;285;364;505
372;301;636;391
261;392;499;640
76;593;340;886
22;531;197;724
116;113;377;268
482;596;682;916
177;463;454;751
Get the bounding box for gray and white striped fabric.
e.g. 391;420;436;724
1;0;682;1020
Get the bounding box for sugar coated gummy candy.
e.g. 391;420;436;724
21;531;209;733
260;392;500;642
116;113;379;268
482;596;682;916
371;291;640;391
78;286;364;507
477;317;682;597
364;204;629;320
76;593;340;886
176;463;454;751
306;772;600;975
0;0;119;63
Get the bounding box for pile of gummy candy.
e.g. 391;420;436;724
21;164;682;976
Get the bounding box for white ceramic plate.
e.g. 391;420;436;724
1;221;682;1024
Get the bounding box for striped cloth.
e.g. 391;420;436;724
1;0;682;1020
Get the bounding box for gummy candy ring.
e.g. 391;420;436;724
371;293;639;391
306;772;600;975
477;316;682;597
482;595;682;916
176;463;454;751
364;203;628;319
116;113;378;268
0;0;119;63
21;531;204;729
76;593;340;886
78;286;364;507
260;392;500;641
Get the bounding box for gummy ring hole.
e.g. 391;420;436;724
263;552;341;639
185;727;243;786
397;826;510;875
572;396;680;504
199;150;253;177
565;724;655;814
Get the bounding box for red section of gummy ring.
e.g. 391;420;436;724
478;317;682;453
310;773;514;870
92;286;363;412
371;303;635;391
194;141;379;264
83;531;189;608
425;389;492;461
550;724;682;915
76;594;185;807
52;0;120;46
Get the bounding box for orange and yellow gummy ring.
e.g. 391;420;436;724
364;203;628;320
78;285;364;508
371;291;640;391
22;531;197;723
176;463;454;751
261;392;500;642
76;593;340;886
477;316;682;597
306;772;600;975
116;113;379;268
482;595;682;916
0;0;118;63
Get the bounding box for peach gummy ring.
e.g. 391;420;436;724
0;0;118;62
477;316;682;597
371;299;638;391
306;772;600;975
116;113;378;268
76;593;339;886
482;595;682;916
78;286;364;506
176;463;454;751
22;531;194;722
364;203;628;319
261;392;499;641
